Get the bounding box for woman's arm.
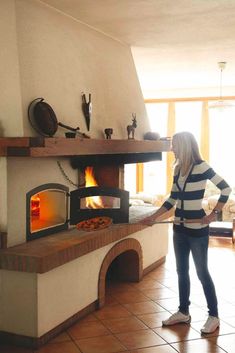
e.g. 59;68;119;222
201;201;226;224
201;162;232;224
140;183;177;225
140;205;171;225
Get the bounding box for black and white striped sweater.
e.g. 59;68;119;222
162;161;231;236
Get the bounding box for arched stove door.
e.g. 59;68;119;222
26;183;69;241
69;186;129;225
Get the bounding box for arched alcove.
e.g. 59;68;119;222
98;238;143;308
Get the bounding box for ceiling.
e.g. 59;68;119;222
41;0;235;97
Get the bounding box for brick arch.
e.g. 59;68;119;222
98;238;143;308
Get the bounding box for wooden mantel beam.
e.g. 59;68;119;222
0;137;171;157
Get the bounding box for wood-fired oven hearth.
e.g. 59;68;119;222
0;137;170;348
26;183;129;241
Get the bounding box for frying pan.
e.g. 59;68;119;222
28;98;80;137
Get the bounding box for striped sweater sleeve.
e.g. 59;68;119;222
202;162;231;203
162;174;179;210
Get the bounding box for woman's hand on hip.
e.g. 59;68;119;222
201;213;218;224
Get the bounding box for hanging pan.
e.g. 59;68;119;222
28;97;80;137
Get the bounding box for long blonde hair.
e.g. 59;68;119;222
172;131;202;176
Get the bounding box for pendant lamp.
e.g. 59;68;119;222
209;62;234;110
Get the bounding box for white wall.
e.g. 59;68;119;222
0;0;23;137
2;0;149;139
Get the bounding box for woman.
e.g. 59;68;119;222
141;131;231;334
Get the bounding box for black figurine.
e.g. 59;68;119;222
104;128;113;139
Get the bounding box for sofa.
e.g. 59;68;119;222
202;181;235;222
130;182;235;222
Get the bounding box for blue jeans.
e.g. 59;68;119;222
173;231;218;317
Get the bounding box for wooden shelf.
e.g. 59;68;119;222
0;137;171;157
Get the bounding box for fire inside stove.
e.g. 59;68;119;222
31;194;40;217
83;167;120;209
85;166;103;208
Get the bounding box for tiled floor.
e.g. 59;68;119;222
1;232;235;353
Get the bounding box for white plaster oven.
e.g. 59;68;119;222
0;139;170;348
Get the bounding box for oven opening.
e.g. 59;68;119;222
26;183;69;241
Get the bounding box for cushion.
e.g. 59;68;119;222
202;199;210;211
229;205;235;213
207;195;219;208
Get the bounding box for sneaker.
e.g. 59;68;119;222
162;311;191;326
201;316;220;334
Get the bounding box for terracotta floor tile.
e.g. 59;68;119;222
101;316;148;333
148;271;173;279
155;298;198;312
0;345;33;353
129;345;179;353
153;297;180;311
155;278;178;288
67;320;110;339
123;301;165;315
105;294;119;306
35;341;82;353
217;303;235;317
137;312;172;329
171;338;226;353
190;293;208;308
220;290;235;304
75;334;126;353
221;316;235;327
148;270;173;279
115;329;166;350
153;324;200;343
78;313;99;323
188;307;208;322
210;333;235;352
111;290;149;304
94;304;132;320
131;280;164;290
107;281;136;293
49;331;72;343
141;287;176;300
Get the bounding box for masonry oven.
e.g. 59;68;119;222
26;182;129;241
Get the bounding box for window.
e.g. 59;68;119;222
145;103;168;136
124;163;137;195
144;103;168;195
144;98;235;197
209;105;235;186
175;102;202;144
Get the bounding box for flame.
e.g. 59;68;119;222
31;194;40;217
85;167;104;208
